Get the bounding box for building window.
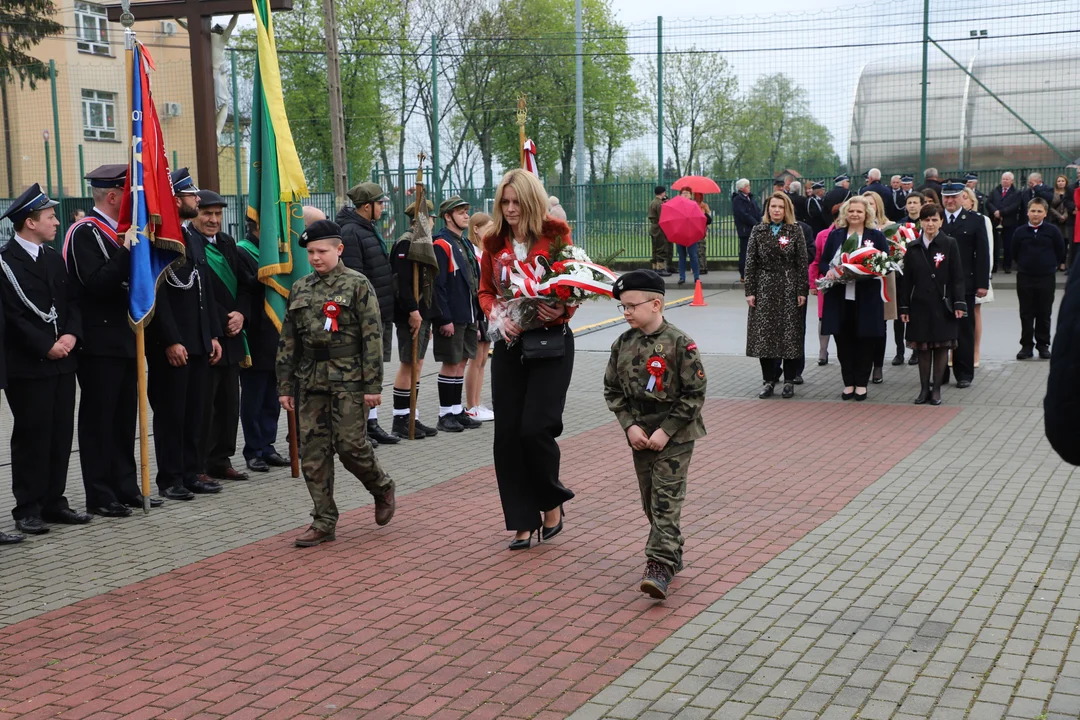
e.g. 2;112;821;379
82;90;118;141
75;2;110;55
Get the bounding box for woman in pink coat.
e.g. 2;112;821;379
808;224;834;364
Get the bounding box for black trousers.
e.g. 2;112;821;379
6;373;76;520
77;356;140;507
240;368;282;460
1017;272;1056;351
738;236;749;278
893;319;906;354
201;363;241;473
148;351;209;492
761;358;798;383
954;293;978;382
834;302;876;388
1000;225;1017;272
490;330;576;532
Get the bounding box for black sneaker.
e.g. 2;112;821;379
391;415;425;440
367;420;400;445
891;353;905;366
436;414;464;433
1017;349;1034;360
758;382;775;399
416;418;439;437
455;411;482;429
640;560;672;599
781;383;794;399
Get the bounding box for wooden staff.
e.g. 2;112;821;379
287;409;299;477
517;94;527;169
409;153;427;440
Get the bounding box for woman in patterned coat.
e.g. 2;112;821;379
745;192;809;399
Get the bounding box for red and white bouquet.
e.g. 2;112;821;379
488;239;617;343
815;233;903;302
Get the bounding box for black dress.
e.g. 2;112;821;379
898;233;967;350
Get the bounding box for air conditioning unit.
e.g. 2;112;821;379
161;21;178;36
163;102;182;118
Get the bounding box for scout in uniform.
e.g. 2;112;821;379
603;269;707;600
0;184;88;535
276;220;396;548
65;164;162;517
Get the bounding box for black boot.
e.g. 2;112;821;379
392;415;425;440
367;419;400;445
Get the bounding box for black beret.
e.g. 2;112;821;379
612;269;666;300
299;219;342;247
654;185;666;195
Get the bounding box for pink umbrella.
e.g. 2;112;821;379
659;195;707;247
671;175;721;195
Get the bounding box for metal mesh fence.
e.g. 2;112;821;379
2;0;1078;259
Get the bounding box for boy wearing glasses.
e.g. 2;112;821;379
603;270;707;600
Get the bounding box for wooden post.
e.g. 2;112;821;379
408;154;426;440
287;409;299;477
136;327;151;511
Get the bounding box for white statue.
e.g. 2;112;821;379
211;15;239;138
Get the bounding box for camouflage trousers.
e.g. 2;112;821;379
632;440;694;572
650;235;671;268
298;388;393;533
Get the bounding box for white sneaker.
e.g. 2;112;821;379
468;405;495;422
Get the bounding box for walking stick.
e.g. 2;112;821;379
287;408;299;478
408;154;427;440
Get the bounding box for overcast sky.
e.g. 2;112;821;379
612;0;852;27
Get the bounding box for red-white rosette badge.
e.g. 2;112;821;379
933;252;945;268
322;301;340;332
646;356;667;392
778;235;790;246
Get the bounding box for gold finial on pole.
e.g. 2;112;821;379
517;94;527;169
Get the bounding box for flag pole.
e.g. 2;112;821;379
517;95;527;169
409;153;427;441
120;3;151;515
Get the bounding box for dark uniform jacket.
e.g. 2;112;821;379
898;233;967;344
390;231;436;323
823;185;852;218
818;227;889;338
732;192;761;239
986;185;1022;227
918;179;943;198
807;196;829;237
336;207;394;322
147;229;222;356
432;227;476;327
190;226;251;366
942;209;990;295
1045;262;1080;465
887;189;911;222
0;240;81;379
1021;183;1055;214
859;181;892;217
1013;223;1066;275
237;236;281;372
65;209;134;358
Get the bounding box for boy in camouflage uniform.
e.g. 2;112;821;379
604;270;707;599
276;220;396;548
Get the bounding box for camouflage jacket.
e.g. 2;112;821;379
603;320;707;445
276;261;383;396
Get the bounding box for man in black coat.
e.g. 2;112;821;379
192;190;252;483
732;179;761;281
236;216;290;473
891;175;916;221
1045;248;1080;465
918;168;943;198
806;182;829;238
65;164;162;517
985;172;1022;273
147;177;223;500
941;182;990;388
1021;172;1055;214
858;169;892;217
0;184;88;535
336;181;398;445
0;288;20;544
823;175;852;221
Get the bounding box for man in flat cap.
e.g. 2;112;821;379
190;189;253;484
146;170;223;501
0;185;88;535
430;196;482;433
64;164;162;517
336;182;398;447
388;199;440;439
276;219;396;547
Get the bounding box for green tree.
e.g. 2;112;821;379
0;0;63;194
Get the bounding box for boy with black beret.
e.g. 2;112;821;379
603;269;707;599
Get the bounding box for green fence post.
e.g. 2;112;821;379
431;35;440;203
49;60;63;199
172;150;178;172
230;49;243;198
78;144;85;196
45;141;52;197
919;0;929;178
656;16;663;187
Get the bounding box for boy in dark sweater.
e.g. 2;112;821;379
1013;197;1066;359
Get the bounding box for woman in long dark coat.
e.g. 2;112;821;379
898;203;966;405
745;192;808;399
819;195;888;400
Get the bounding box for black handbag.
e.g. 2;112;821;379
520;324;566;360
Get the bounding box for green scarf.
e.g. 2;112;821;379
204;242;251;368
237;238;259;261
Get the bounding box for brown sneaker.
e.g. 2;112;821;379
294;526;335;547
640;560;673;599
374;488;396;526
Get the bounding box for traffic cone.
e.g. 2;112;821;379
690;279;707;306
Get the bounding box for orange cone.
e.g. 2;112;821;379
690;279;707;306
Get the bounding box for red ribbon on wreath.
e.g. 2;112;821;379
322;301;341;332
646;356;667;392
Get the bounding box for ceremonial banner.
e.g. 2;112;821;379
116;41;185;328
247;0;310;330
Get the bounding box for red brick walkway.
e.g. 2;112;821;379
0;400;956;720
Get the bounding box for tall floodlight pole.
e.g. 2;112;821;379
919;0;929;177
657;16;663;186
575;0;585;241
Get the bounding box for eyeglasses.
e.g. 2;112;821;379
617;300;653;313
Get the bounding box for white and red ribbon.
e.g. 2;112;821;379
506;258;617;300
835;245;891;303
523;139;539;177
